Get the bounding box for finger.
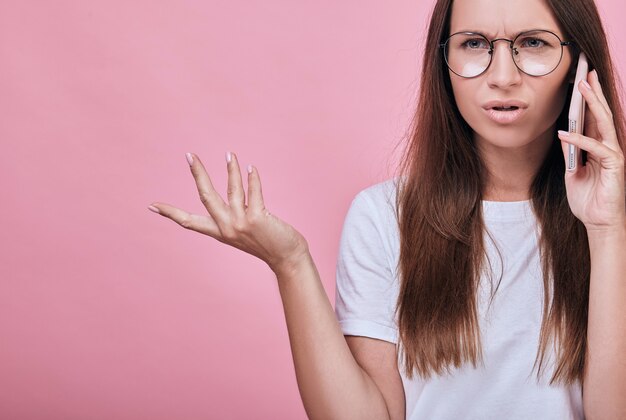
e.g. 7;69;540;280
186;153;229;220
226;151;246;217
558;130;623;170
246;164;268;214
589;70;611;116
578;78;619;149
148;202;222;238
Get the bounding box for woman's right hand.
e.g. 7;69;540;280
148;152;310;275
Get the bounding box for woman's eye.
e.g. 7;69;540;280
464;39;488;49
520;38;546;48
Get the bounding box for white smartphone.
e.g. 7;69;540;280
567;51;588;171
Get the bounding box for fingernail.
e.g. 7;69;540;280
582;79;591;90
247;164;253;174
226;151;232;163
148;205;160;214
558;130;570;137
186;152;193;166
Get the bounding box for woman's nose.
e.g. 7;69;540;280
485;40;522;87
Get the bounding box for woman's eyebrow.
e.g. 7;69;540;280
455;28;553;38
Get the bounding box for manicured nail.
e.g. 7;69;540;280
582;79;591;90
558;130;569;137
186;152;193;166
148;205;160;214
247;164;253;174
226;151;232;163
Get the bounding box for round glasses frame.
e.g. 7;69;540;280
438;29;576;78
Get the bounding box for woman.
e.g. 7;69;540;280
148;0;626;418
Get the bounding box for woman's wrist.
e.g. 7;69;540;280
269;245;312;279
586;219;626;246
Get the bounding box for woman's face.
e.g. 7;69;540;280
448;0;575;153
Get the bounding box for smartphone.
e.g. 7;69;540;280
567;52;588;171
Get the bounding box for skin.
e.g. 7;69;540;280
148;0;625;417
449;3;626;417
447;0;625;230
448;0;576;201
147;157;397;420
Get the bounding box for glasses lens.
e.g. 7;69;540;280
444;33;491;78
444;30;563;77
513;30;563;76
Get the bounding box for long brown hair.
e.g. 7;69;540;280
394;0;626;385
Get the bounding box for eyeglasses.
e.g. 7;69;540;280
439;29;575;78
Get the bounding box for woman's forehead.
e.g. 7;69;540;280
449;0;562;37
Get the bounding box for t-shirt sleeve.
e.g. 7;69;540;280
334;189;399;344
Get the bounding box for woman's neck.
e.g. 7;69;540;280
476;128;554;202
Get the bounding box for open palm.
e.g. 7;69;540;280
148;152;309;273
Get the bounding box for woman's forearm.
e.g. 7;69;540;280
149;152;393;417
583;222;626;419
274;251;391;420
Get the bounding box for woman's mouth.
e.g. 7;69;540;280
484;106;526;124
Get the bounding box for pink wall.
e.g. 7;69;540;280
1;1;624;419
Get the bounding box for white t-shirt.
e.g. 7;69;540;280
334;178;584;420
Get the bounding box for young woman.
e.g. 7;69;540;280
148;0;626;418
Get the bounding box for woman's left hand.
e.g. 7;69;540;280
557;69;625;233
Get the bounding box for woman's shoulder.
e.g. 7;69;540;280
346;177;402;230
353;177;402;211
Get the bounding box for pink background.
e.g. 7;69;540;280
1;1;624;419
